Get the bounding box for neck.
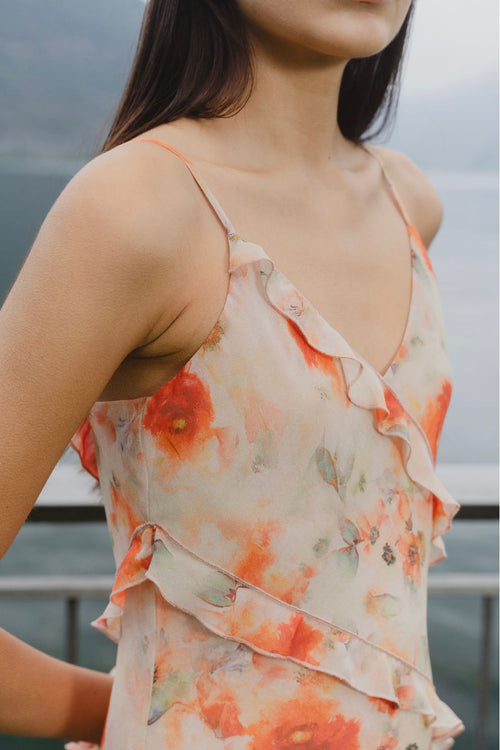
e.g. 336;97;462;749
193;34;357;175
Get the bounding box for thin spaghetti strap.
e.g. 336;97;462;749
132;137;237;236
360;143;413;228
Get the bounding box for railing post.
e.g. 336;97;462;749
476;595;493;750
66;596;79;664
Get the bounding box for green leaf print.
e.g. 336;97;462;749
148;668;192;724
314;445;354;501
338;451;355;501
315;446;339;490
196;570;239;607
313;537;330;558
371;593;402;618
331;545;359;578
339;517;362;546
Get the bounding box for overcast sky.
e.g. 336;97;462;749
401;0;498;97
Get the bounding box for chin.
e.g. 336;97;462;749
299;16;402;59
238;1;411;62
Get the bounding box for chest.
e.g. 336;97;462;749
100;194;414;407
243;203;414;376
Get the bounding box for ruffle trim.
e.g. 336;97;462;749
229;235;461;567
70;416;99;482
69;236;459;568
92;521;465;746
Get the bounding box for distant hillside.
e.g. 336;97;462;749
0;1;498;170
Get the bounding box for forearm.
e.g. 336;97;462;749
0;628;113;743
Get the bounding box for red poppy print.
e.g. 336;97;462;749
247;690;361;750
111;527;153;609
419;379;452;464
357;498;391;552
109;484;142;539
376;732;399;750
432;497;451;536
243;612;324;667
396;529;422;585
282;615;323;663
396;490;412;529
277;614;323;663
287;319;344;389
196;674;245;739
70;416;99;481
376;387;410;435
64;174;464;749
143;370;215;460
367;695;398;716
234;520;280;587
396;684;417;705
280;562;318;605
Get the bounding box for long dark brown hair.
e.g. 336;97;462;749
99;0;415;155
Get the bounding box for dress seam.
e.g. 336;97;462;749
138;399;151;523
123;520;434;685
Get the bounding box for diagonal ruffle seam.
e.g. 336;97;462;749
91;521;465;745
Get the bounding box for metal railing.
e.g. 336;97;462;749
23;459;500;523
0;573;497;750
1;460;498;749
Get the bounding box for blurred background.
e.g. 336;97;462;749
0;0;498;748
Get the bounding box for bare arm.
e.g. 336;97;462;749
0;142;203;738
0;629;112;743
1;143;198;557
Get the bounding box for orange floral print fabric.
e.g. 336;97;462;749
67;140;465;750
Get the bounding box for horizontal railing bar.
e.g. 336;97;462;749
25;504;499;523
27;505;107;523
0;575;114;598
35;462;499;508
426;573;499;597
454;505;499;520
27;462;499;522
0;573;497;598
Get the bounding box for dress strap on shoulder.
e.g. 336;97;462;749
132;137;237;236
360;143;413;228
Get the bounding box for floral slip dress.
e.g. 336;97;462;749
66;137;466;750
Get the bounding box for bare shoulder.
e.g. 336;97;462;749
0;136;219;555
62;137;207;270
49;137;217;345
370;145;444;249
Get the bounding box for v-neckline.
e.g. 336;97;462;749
226;142;418;383
132;137;419;384
229;224;417;382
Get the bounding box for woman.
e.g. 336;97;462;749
0;1;466;748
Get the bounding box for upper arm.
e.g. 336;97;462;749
0;144;201;557
372;146;444;249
